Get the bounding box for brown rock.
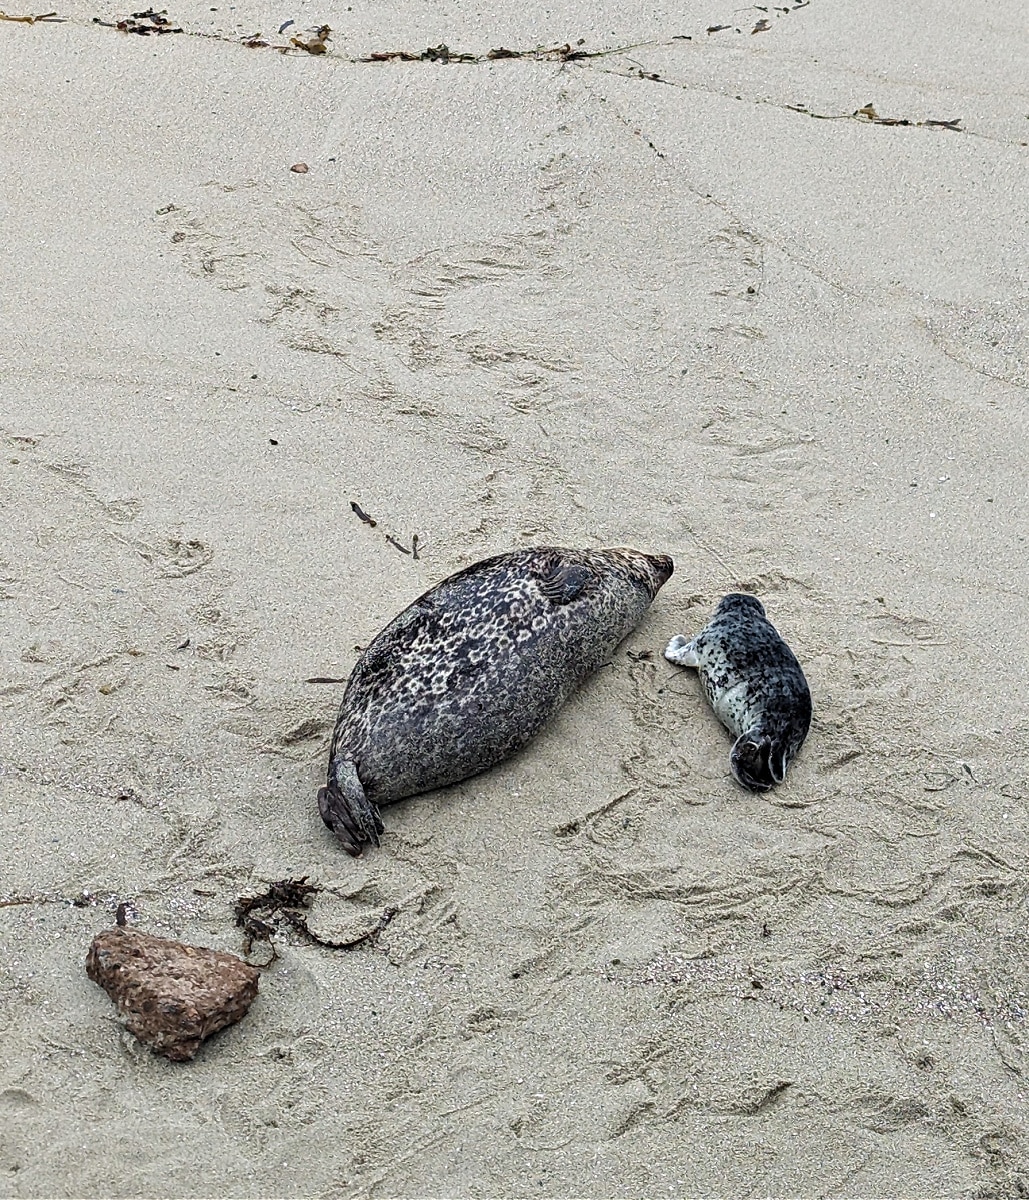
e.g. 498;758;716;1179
85;928;260;1061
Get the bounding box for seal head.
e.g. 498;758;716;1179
664;592;811;791
321;545;673;854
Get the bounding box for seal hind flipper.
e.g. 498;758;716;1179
319;758;383;856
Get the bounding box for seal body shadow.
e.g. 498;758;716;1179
664;593;811;791
321;546;673;855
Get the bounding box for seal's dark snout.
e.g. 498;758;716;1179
730;735;777;792
648;554;674;589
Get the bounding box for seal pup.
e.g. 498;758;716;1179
664;593;810;791
320;546;674;855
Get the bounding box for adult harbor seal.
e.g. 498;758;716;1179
320;546;674;855
664;593;811;791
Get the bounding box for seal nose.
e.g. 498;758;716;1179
647;553;674;589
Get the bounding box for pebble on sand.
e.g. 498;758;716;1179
85;928;260;1061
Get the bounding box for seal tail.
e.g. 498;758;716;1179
318;758;383;856
729;733;788;792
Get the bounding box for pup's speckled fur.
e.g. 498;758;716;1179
320;546;673;854
664;593;811;791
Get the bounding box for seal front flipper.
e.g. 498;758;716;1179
319;758;383;856
535;561;596;607
664;634;701;667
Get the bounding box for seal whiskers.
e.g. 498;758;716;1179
664;593;811;792
321;545;673;854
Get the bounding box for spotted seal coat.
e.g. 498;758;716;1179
320;546;674;854
664;593;811;791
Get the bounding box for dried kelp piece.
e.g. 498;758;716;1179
486;42;584;61
93;8;183;34
85;928;260;1061
0;9;62;22
785;101;962;132
290;23;330;53
237;877;319;922
131;7;174;24
235;876;318;957
350;500;376;527
360;40;597;65
783;103;841;120
365;48;420;61
854;102;961;130
81;18;672;68
550;43;591;61
349;501;421;561
854;102;909;125
360;43;475;63
234;877;396;955
421;43;475;62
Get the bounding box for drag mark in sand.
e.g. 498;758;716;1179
0;888;126;912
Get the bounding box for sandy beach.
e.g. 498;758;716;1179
2;0;1028;1195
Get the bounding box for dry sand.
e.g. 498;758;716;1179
2;0;1028;1195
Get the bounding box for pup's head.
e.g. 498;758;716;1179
730;733;788;792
